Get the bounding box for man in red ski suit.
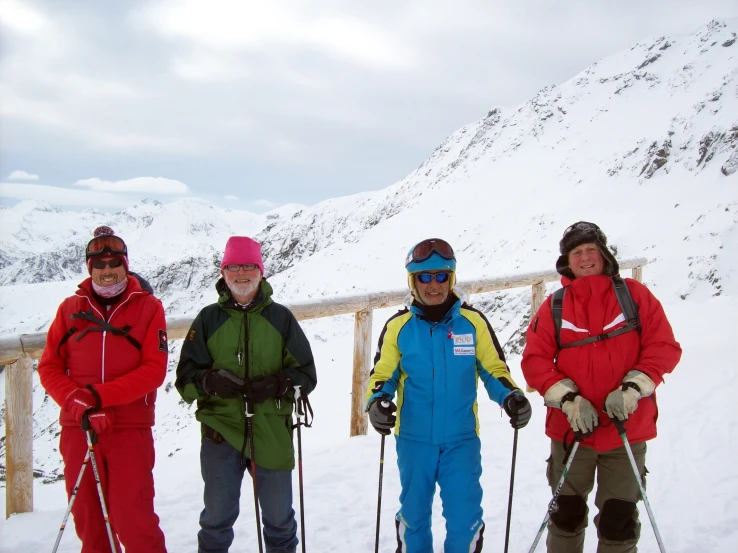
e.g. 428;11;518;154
38;225;168;553
522;221;681;553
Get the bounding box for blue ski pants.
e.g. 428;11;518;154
395;436;485;553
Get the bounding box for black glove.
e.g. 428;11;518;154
200;369;245;399
368;396;397;435
247;372;291;404
503;393;532;429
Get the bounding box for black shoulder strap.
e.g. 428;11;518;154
551;287;566;350
611;276;641;332
56;327;78;355
70;310;143;351
552;277;641;350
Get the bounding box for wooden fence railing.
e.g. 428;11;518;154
1;258;647;517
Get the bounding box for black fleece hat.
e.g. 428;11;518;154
555;221;619;279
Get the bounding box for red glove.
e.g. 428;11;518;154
64;388;98;423
88;409;114;435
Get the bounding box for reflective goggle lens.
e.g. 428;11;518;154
416;272;450;284
91;258;124;270
408;239;455;265
86;235;127;257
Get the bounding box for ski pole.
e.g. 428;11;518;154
246;400;264;553
612;418;667;553
293;385;307;553
528;440;581;553
375;432;387;553
503;428;519;553
51;450;90;553
81;414;118;553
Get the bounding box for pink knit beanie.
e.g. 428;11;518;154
220;236;264;275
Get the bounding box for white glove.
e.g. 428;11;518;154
561;395;599;435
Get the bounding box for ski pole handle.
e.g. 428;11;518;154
611;417;627;435
293;385;304;416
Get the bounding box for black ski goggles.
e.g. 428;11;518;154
86;235;128;259
405;238;455;267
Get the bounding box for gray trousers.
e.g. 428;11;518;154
546;439;647;553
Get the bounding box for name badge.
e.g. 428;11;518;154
453;334;474;345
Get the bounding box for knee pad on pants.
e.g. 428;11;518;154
599;498;638;541
550;495;587;533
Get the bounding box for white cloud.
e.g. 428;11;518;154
224;194;238;200
74;177;190;195
136;1;413;70
0;182;131;208
7;170;39;180
252;198;276;209
0;0;49;33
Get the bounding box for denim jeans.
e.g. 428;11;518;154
198;436;298;553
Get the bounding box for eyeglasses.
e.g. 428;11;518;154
86;235;127;258
405;238;455;267
90;259;124;270
563;221;600;236
415;272;450;284
225;264;259;272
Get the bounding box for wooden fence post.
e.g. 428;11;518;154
632;266;643;282
6;352;34;518
525;281;547;393
350;308;373;437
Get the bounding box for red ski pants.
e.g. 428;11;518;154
60;427;167;553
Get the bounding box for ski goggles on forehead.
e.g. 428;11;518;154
86;235;127;258
415;272;450;284
563;221;600;236
405;238;455;266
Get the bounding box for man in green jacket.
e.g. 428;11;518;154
176;236;317;553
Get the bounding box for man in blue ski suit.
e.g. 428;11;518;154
365;238;532;553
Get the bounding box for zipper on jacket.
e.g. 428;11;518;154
85;291;143;384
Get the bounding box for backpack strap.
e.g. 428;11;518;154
70;310;143;351
553;277;641;350
611;276;641;333
56;326;78;355
551;287;566;350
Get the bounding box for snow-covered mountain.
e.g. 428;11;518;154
0;19;737;553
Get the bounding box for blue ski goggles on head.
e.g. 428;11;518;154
415;272;450;284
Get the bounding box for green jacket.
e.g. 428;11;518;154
176;278;317;470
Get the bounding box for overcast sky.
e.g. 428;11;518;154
1;0;736;213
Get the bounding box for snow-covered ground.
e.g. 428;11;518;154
1;293;736;552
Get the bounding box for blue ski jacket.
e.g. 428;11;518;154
366;293;521;444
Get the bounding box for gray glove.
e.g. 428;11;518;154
561;394;599;436
604;370;655;421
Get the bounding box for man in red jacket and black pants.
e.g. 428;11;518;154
522;222;681;553
38;226;168;553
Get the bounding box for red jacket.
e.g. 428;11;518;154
522;275;681;451
38;276;168;428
